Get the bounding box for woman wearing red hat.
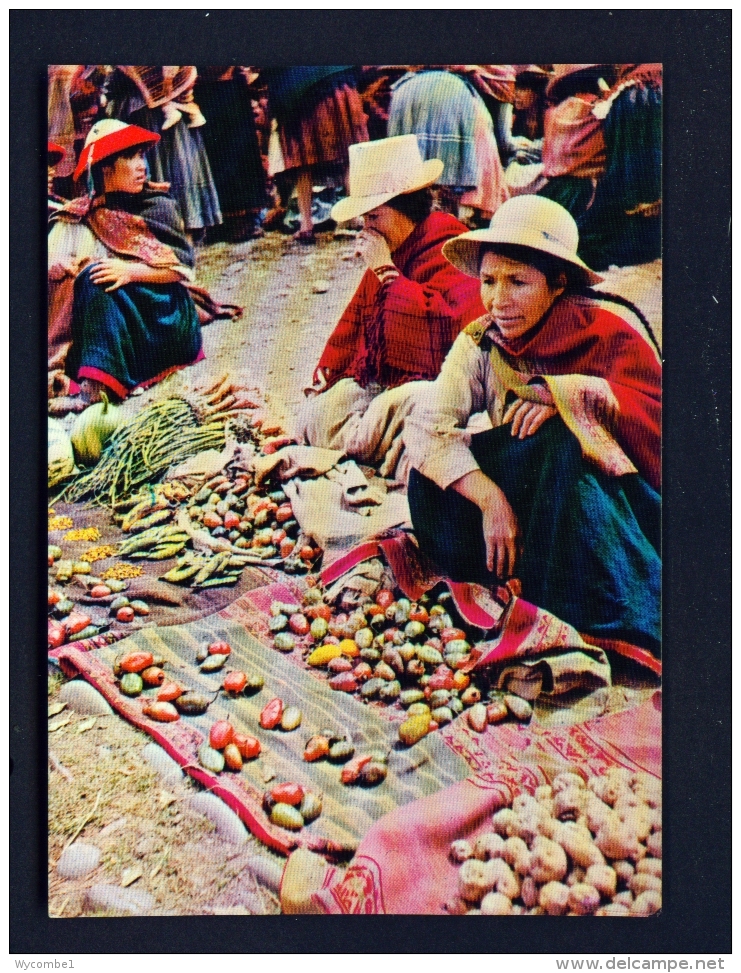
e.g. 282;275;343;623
48;119;202;409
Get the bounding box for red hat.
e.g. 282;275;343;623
47;141;66;165
73;119;160;182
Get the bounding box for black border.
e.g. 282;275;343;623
11;8;731;955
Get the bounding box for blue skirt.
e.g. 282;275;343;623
408;418;661;656
388;71;479;189
66;265;202;396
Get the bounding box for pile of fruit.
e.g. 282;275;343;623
269;586;534;746
446;768;662;916
105;639;335;832
48;572;151;650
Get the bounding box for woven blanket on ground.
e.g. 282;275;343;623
57;589;470;859
314;691;661;913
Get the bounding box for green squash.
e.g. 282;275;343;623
70;393;122;466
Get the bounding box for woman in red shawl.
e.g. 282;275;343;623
405;196;661;659
295;135;485;480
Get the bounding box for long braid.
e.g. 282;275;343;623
577;286;662;356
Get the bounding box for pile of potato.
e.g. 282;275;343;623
270;585;534;747
447;767;662;916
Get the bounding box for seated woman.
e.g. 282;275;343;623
295;134;484;480
48;119;202;410
405;195;661;658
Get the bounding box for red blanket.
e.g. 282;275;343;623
315;212;485;390
542;95;607;180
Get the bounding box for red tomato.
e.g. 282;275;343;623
209;720;234;750
223;743;243;771
428;666;455;691
275;504;294;523
116;607;135;624
259;697;284;729
208;640;232;656
203;512;223;530
48;619;66;650
375;589;395;610
48;588;61;608
408;605;430;625
64;611;93;635
223;671;248;694
353;662;373;682
271;782;305;806
157;682;184;702
271;528;287;546
366;604;385;617
90;584;112;599
299;546;315;561
223;511;241;530
233;732;261;760
141;666;166;687
328;672;357;693
441;628;467;645
305;603;332;621
119;651;154;673
303;736;330;762
143;701;179;723
288;614;310;636
341;755;372;785
279;539;295;558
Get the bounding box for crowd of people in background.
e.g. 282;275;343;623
48;63;662;265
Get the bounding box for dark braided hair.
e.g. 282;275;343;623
575;287;662;356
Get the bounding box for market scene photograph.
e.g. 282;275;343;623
46;63;662;917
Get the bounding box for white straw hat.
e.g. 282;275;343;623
331;134;444;224
441;195;603;286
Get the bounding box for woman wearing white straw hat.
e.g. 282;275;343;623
404;194;662;661
295;134;484;480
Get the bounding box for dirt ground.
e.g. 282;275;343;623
48;226;663;916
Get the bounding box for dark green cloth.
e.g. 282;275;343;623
408;418;661;656
578;82;662;270
66;264;201;392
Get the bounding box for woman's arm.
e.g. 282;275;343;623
87;258;186;292
404;332;489;489
452;469;520;579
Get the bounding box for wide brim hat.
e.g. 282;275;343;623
442;195;603;287
546;63;608;100
331;134;444;224
73;119;160;182
47;141;66;165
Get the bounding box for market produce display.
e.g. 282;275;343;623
269;584;534;745
446;768;662;916
60;396;232;506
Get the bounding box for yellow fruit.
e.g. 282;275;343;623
307;643;343;667
339;638;360;658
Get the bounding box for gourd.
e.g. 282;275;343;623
70;392;122;466
48;418;75;487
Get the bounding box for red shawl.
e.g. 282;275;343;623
490;295;662;490
315;212;485;390
542;95;607;180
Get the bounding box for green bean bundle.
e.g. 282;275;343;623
62;398;227;507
